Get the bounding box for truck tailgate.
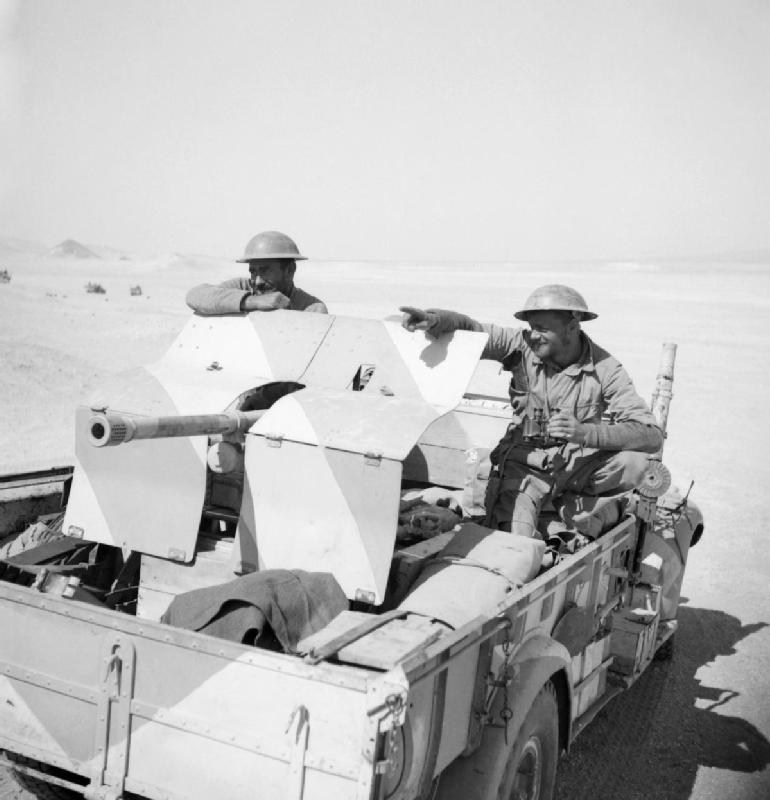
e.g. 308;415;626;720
0;583;390;800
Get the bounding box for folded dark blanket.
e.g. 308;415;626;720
161;569;347;652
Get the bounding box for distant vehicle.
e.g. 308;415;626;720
0;312;702;800
130;285;143;296
0;269;11;283
85;282;106;294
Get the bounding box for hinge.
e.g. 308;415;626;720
266;434;284;448
364;451;382;466
354;588;376;605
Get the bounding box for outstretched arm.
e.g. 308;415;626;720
399;306;524;364
399;306;484;337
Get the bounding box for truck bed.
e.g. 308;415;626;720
0;575;386;800
0;463;645;800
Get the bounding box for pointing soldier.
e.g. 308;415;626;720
400;285;663;539
186;231;327;316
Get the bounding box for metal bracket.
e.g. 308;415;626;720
166;547;187;562
87;634;135;800
606;566;629;579
463;634;496;754
374;693;405;775
285;705;309;800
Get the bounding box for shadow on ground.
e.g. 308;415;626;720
555;603;770;800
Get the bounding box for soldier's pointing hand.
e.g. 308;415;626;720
399;306;438;332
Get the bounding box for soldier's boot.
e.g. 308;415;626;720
555;492;625;540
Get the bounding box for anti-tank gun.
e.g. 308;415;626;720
60;310;495;607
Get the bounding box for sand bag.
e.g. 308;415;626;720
399;522;545;628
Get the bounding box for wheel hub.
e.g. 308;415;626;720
511;735;543;800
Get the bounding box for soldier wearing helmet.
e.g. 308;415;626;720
186;231;327;316
400;285;662;541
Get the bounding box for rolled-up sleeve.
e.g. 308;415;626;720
581;361;663;452
480;323;525;363
186;278;250;315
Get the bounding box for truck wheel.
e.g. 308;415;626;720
654;633;675;661
4;754;80;800
498;683;559;800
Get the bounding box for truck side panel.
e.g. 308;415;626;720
398;516;638;800
0;585;377;800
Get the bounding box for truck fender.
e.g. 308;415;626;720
434;633;572;800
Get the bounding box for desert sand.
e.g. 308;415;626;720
0;240;768;799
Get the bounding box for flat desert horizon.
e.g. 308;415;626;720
1;239;769;799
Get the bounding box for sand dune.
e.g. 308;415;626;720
48;238;99;258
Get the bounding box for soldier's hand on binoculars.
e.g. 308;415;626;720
399;306;436;332
547;410;586;443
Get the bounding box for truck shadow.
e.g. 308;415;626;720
555;603;770;800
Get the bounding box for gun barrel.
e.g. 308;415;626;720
88;410;265;447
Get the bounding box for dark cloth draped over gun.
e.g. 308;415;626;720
161;569;347;652
421;309;663;538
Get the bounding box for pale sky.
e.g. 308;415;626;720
2;0;769;261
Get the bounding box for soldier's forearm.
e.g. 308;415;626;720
240;291;291;312
581;420;663;452
186;285;245;315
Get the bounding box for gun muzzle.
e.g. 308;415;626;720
88;410;265;447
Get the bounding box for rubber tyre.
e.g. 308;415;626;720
690;523;704;548
654;633;676;661
4;755;81;800
497;683;559;800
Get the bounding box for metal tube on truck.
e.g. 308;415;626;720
87;409;265;447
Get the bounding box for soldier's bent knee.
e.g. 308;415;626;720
615;450;651;489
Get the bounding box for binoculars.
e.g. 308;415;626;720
521;409;560;447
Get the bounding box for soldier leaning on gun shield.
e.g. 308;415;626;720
400;285;663;542
186;231;327;316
